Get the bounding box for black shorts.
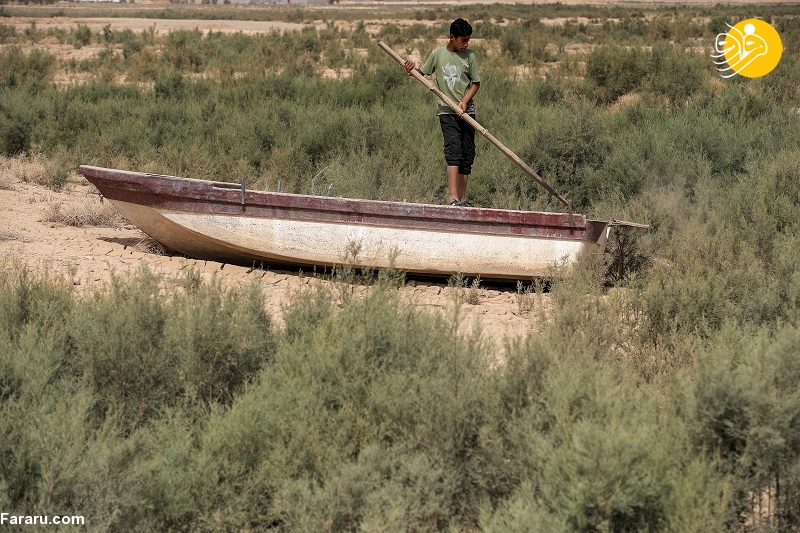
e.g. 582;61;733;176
439;113;476;175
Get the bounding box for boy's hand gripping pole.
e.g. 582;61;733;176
378;41;572;213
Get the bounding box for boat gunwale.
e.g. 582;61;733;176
80;166;586;224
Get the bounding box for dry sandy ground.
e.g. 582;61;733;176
0;163;547;347
4;16;315;35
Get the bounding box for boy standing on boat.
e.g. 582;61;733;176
404;18;481;207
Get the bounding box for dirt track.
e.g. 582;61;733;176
3;16;316;35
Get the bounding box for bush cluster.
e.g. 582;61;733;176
586;43;710;104
2;262;800;530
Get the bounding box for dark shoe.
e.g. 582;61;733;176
450;200;463;207
460;200;474;207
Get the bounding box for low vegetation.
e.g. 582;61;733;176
2;260;800;530
43;199;125;227
2;3;800;529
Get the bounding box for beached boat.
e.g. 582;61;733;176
79;165;644;280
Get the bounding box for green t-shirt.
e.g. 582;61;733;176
420;46;480;115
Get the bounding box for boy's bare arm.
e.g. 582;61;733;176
460;82;480;112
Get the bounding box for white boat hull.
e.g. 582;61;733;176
112;200;597;278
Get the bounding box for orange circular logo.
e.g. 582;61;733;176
712;18;783;78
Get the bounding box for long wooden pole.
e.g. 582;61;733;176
378;41;572;212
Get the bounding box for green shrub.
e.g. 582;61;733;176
643;42;708;103
63;266;276;432
586;44;649;103
162;29;204;71
164;276;274;407
534;78;564;105
120;31;143;59
0;45;55;90
500;22;551;64
538;418;668;531
638;267;729;346
0;24;17;44
68;268;177;432
196;280;496;530
0;266;77;510
153;68;184;99
692;325;800;529
0;100;33;156
517;100;611;210
69;24;92;48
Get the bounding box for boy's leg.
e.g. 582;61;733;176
455;172;468;202
440;115;465;203
447;165;461;203
457;114;477;203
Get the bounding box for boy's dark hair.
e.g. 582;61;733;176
450;18;473;38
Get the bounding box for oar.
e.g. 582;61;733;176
378;41;572;212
